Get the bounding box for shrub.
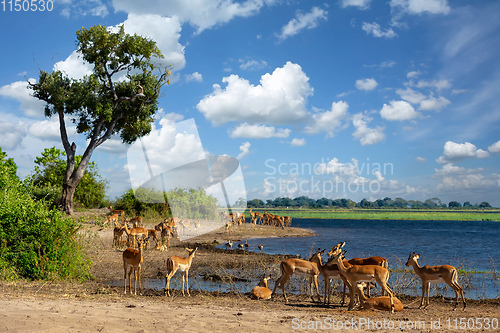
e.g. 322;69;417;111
0;148;91;280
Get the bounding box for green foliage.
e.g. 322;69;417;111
0;149;91;280
30;147;108;208
114;187;218;220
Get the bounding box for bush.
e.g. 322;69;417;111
114;187;218;220
0;148;91;280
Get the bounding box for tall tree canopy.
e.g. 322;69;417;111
29;25;170;214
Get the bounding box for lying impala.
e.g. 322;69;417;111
251;276;273;300
328;242;395;313
406;252;466;310
164;247;198;296
355;283;404;312
273;249;323;302
123;239;144;295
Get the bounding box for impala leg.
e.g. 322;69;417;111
181;274;185;296
419;282;426;309
424;282;431;309
186;271;190;296
138;267;142;296
313;276;321;302
123;264;127;294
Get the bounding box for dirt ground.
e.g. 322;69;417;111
1;210;499;332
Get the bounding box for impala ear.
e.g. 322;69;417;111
341;241;346;248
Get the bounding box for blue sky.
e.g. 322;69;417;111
1;0;500;206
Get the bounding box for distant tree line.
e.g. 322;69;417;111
246;196;494;209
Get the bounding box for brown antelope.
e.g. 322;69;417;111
123;224;148;248
104;213;119;226
123;239;144;295
108;206;125;218
406;252;466;310
251;276;273;300
309;248;349;305
272;249;322;302
126;216;143;228
145;229;160;250
328;242;395;313
355;283;404;312
254;212;264;224
347;255;388;297
283;215;292;227
272;215;285;229
164;247;198;296
113;225;127;247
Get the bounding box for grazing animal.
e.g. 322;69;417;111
251;276;273;300
225;240;233;249
258;245;263;251
406;252;466;310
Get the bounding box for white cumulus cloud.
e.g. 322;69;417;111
230;123;290;139
112;0;277;34
488;140;500;154
355;78;378;91
197;62;312;125
436;141;490;164
380;100;420;121
304;101;348;137
0;80;46;117
290;138;306;146
237;142;251;160
352;113;385;145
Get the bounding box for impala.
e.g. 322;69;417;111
113;225;126;247
123;224;148;248
309;248;348;305
251;276;272;300
347;255;388;297
105;213;119;226
108;206;125;218
355;283;404;312
272;249;322;302
126;216;143;228
123;239;144;295
164;247;198;296
328;242;395;313
406;252;466;310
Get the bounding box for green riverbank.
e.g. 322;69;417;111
245;208;500;221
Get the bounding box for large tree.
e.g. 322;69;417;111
29;25;170;214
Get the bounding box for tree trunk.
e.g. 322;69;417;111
61;182;77;215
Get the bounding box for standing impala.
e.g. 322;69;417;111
164;247;198;296
406;252;466;310
273;249;323;302
123;239;144;295
309;248;348;305
328;242;395;313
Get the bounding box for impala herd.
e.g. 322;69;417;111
107;208;466;313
